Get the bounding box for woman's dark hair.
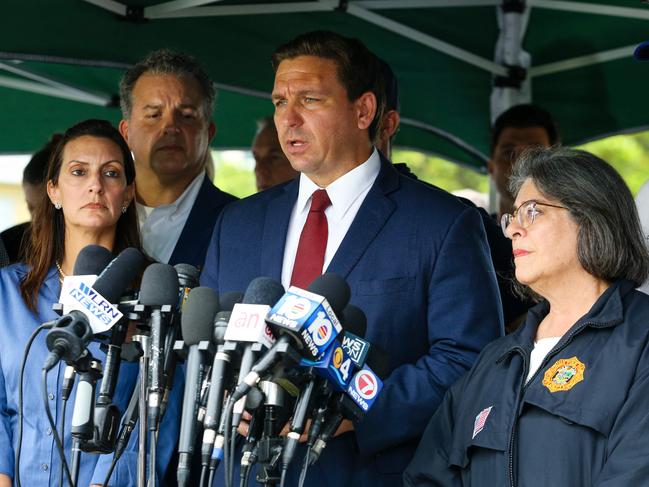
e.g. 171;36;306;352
21;119;141;311
509;147;649;293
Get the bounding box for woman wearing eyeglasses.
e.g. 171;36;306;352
404;147;649;486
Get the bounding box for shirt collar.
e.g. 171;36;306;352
295;148;381;218
136;170;206;217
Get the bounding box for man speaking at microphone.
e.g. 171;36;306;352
201;31;503;486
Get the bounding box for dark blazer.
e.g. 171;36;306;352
201;155;504;486
167;174;237;268
0;221;29;264
404;280;649;486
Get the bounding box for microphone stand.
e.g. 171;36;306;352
69;352;103;486
255;381;286;487
132;333;150;487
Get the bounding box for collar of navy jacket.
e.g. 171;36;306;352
168;173;237;268
495;279;629;366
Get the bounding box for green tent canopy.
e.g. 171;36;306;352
2;0;649;171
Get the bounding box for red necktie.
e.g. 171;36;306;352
291;189;331;288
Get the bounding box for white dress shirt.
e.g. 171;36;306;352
280;148;381;290
136;171;205;263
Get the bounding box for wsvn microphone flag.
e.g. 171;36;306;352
266;286;342;360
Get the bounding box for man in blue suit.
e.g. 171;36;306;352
119;49;236;268
202;31;503;486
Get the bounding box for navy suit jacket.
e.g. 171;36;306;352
201;155;504;486
168;174;237;268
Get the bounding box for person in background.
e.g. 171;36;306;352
203;30;502;486
0;237;9;268
633;40;649;294
1;134;61;263
405;147;649;486
118;49;236;267
488;104;559;219
0;119;176;486
376;58;532;332
252;116;298;191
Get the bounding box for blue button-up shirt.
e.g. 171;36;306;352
0;264;180;485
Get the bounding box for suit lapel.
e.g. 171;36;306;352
260;181;299;281
169;174;233;266
327;155;399;279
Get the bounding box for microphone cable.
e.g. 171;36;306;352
42;367;74;486
102;376;140;487
15;321;55;487
298;445;311;487
59;366;75;487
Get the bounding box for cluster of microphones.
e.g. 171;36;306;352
32;244;389;487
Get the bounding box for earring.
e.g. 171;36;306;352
121;205;127;214
54;202;62;210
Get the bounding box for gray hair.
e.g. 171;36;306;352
509;146;649;288
119;49;215;120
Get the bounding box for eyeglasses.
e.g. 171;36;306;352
500;199;567;238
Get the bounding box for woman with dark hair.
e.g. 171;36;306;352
404;147;649;486
0;120;143;486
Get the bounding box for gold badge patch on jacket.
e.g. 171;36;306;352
542;356;585;393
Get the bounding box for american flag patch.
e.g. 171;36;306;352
472;406;493;439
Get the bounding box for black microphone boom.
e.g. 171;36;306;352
176;286;220;487
140;263;180;431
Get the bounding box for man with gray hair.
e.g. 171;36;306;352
119;49;236;267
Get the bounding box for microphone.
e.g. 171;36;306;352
308;345;391;466
201;279;284;470
44;248;145;371
231;273;350;402
177;286;220;487
139;263;180;432
69;248;144;458
175;263;200;308
228;278;285;427
279;276;352;471
157;263;200;421
72;244;113;276
340;305;370;368
59;244;113;398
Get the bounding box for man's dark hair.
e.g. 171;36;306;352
255;116;276;135
24;134;62;186
271;30;385;141
491;104;559;153
379;58;400;112
119;48;215;119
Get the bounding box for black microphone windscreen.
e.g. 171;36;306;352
174;263;200;288
139;263;179;306
94;248;146;303
243;277;285;306
307;273;350;315
365;344;391;380
342;305;367;337
181;286;219;344
73;245;113;276
219;291;244;312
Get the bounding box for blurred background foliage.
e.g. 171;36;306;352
213;131;649;200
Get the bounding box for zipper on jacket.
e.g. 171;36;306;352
508;346;528;487
507;320;612;487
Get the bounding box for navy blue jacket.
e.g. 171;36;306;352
168;174;237;268
405;279;649;487
202;155;503;486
